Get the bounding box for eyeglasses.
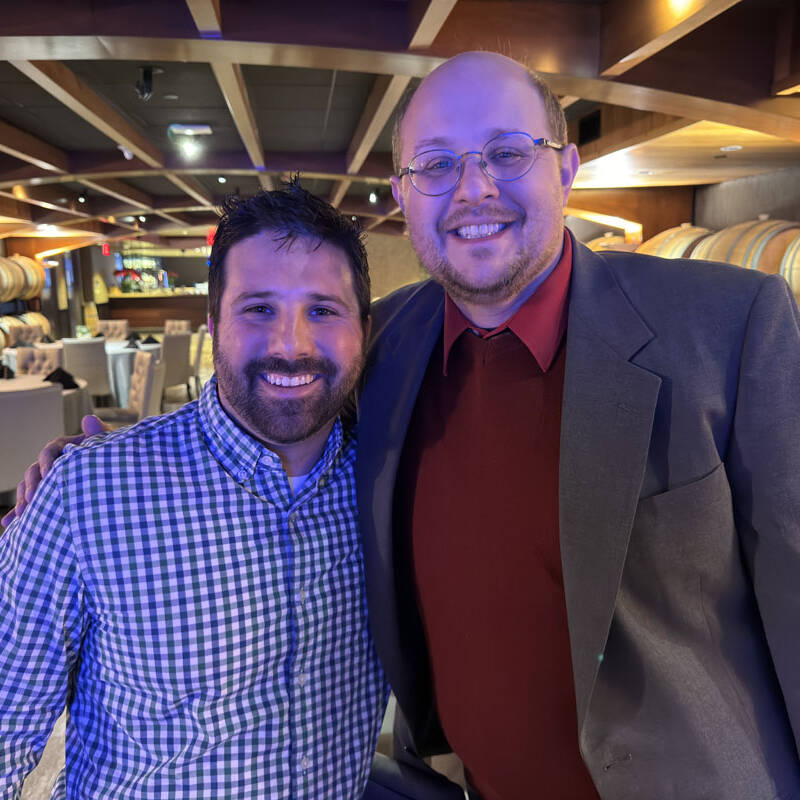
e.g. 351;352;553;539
398;131;565;197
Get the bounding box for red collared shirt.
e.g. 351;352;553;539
442;231;572;374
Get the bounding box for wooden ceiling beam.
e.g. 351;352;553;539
211;61;273;190
544;73;800;143
600;0;743;77
0;184;90;216
163;174;214;207
0;195;35;224
10;60;164;168
77;177;153;210
330;0;455;208
185;0;222;38
0;118;69;173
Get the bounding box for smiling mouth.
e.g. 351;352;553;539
263;373;317;387
453;222;508;239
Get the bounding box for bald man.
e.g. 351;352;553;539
356;51;800;800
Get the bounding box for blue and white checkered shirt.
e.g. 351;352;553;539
0;377;387;799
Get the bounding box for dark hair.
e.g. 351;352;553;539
208;179;371;328
391;62;568;174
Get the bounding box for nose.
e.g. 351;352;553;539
452;152;500;204
271;310;313;361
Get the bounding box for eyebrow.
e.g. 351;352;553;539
232;290;353;307
412;129;513;152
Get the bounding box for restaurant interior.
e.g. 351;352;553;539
1;1;799;793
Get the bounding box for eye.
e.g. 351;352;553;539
486;147;525;164
415;153;455;174
245;304;273;315
310;306;337;318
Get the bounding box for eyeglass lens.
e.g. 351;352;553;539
409;132;538;195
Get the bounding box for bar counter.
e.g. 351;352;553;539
103;293;208;330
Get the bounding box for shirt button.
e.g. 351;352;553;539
297;673;307;687
300;756;310;770
299;588;306;603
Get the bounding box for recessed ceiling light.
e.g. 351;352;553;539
163;94;179;101
77;195;86;203
368;191;378;204
117;144;134;160
168;123;213;136
122;216;135;223
720;144;742;152
351;216;357;221
138;215;146;222
179;138;201;159
217;176;227;184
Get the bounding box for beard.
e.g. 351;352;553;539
407;205;563;306
213;342;364;446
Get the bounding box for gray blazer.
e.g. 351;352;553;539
356;233;800;799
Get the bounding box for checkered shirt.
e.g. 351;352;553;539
0;376;387;799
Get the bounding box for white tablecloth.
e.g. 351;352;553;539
0;374;92;435
104;341;162;406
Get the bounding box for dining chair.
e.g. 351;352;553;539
164;319;191;334
15;346;63;375
94;349;156;428
188;324;208;398
0;383;64;495
97;319;130;341
62;337;112;400
160;332;192;408
6;324;43;346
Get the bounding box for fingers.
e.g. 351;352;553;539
38;434;85;479
82;415;108;435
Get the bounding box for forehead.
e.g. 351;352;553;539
224;231;357;299
401;57;548;156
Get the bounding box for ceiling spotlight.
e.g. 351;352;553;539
163;93;179;101
368;191;378;205
78;195;86;203
217;176;227;184
138;215;146;222
720;144;743;152
117;144;134;160
122;216;135;223
179;137;201;159
351;216;357;221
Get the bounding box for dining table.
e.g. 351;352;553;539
0;373;92;436
2;339;162;406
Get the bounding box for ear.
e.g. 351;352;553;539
390;175;406;215
559;143;580;204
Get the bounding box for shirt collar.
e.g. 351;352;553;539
442;230;572;374
198;375;346;485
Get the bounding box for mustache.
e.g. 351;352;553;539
246;356;337;379
440;205;518;233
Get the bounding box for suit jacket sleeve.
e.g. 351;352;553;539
725;273;800;751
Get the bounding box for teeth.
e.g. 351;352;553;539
456;222;506;239
265;373;315;387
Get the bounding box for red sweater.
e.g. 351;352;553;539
394;235;599;799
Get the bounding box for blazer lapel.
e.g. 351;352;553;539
559;240;662;730
357;281;445;701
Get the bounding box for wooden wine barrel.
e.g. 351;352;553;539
9;255;46;300
690;219;800;273
0;257;26;302
636;224;712;258
585;232;638;253
779;232;800;299
0;314;25;340
19;311;52;337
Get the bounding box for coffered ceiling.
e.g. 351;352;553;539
0;0;798;255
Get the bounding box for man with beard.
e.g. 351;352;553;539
0;184;460;799
355;50;800;800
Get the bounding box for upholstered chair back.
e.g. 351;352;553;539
6;324;43;346
164;319;191;334
15;346;63;375
126;350;155;418
62;337;111;396
97;319;130;341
